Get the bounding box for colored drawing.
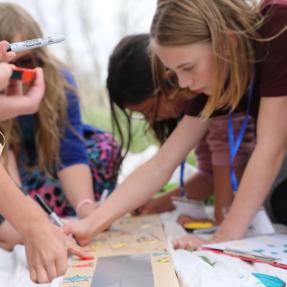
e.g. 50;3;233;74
156;257;170;263
60;215;180;287
63;275;92;283
73;263;94;268
204;234;287;266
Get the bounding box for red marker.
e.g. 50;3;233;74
11;67;36;83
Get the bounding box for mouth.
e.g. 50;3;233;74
192;88;205;94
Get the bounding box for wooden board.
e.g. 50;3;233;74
60;215;180;287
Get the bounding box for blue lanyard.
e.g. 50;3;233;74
228;79;254;192
179;160;187;197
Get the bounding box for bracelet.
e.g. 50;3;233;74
76;199;94;215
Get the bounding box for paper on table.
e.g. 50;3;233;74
203;234;287;268
172;197;207;218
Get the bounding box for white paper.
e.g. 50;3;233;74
172;197;207;218
203;234;287;265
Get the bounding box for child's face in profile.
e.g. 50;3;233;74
151;40;215;96
125;93;186;123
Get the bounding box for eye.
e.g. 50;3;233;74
182;66;194;73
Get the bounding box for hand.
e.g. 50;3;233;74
0;41;16;62
21;67;45;114
172;234;208;250
132;195;175;215
5;67;45;115
65;215;107;246
22;221;88;283
77;201;99;219
0;63;13;91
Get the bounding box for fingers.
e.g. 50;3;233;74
0;63;13;91
29;267;37;283
0;41;16;62
35;265;50;284
5;79;23;96
29;67;45;92
66;237;92;259
64;219;93;246
172;235;206;250
62;220;73;235
27;251;59;284
173;236;194;250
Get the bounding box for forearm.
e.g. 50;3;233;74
0;95;36;120
88;156;174;230
214;144;286;241
58;164;95;209
0;164;49;234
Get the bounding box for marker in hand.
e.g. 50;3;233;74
7;35;65;53
99;189;109;205
35;194;94;259
35;194;64;228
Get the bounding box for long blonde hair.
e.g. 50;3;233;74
0;3;68;173
150;0;265;117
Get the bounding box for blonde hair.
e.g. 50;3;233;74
0;3;69;173
150;0;265;117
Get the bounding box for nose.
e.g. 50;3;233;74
177;74;194;89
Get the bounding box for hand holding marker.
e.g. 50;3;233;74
35;194;94;260
7;35;65;52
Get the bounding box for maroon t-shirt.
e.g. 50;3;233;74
185;0;287;120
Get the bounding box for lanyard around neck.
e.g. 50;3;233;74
228;78;254;192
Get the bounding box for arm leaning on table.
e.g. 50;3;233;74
68;115;210;245
0;159;87;283
57;71;99;218
173;96;287;249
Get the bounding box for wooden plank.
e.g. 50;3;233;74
60;215;180;287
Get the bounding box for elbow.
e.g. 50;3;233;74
255;140;287;166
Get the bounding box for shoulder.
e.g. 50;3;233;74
255;0;287;98
260;0;287;37
61;67;77;87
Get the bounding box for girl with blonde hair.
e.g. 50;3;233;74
69;0;287;249
0;3;120;249
107;33;255;225
0;40;85;283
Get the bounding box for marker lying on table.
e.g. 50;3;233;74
7;35;65;52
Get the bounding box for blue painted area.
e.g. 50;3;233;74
152;252;168;257
254;249;265;253
63;275;92;282
252;273;286;287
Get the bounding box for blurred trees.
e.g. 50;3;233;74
14;0;156;110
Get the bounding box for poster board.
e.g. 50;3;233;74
60;215;180;287
203;233;287;269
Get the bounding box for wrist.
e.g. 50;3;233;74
76;199;98;219
17;214;50;237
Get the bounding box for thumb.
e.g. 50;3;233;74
63;221;73;236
